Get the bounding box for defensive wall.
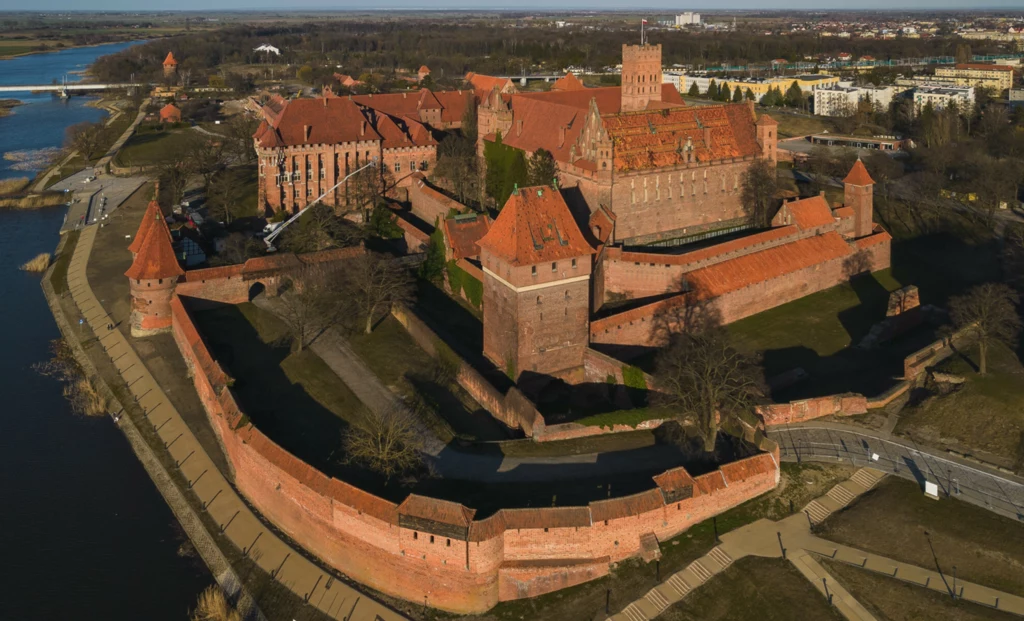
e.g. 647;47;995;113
408;173;465;225
170;295;781;613
590;233;891;347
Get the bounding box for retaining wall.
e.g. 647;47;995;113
171;295;781;613
757;393;868;426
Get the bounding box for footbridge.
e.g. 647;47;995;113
0;83;144;93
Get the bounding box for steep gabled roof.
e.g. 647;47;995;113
497;96;587;163
843;158;875;186
159;103;180;118
517;86;622;114
466;72;515;97
125;209;183;281
478;186;593;266
780;195;835;230
603;102;761;171
163;51;177;67
254;96;381;148
442;214;492;260
128;200;163;254
552;72;586;92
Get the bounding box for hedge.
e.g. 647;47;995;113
446;260;482;308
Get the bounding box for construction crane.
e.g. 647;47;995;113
263;158;377;252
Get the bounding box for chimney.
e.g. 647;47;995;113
516;119;523;137
304;125;311;142
360;120;366;137
703;126;712;150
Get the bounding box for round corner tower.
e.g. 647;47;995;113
125;201;183;337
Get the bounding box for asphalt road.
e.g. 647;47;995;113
768;424;1024;522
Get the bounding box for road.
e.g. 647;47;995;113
768;424;1024;522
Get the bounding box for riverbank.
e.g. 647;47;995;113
0;99;22;117
0;35;155;61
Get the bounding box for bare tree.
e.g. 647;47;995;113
343;404;424;481
339;253;415;334
186;134;226;191
348;164;395;214
65;121;102;162
278;204;363;253
741;158;778;228
433;133;480;206
652;322;764;453
949;283;1021;375
223;114;259;165
275;266;338;352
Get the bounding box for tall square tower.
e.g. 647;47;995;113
478;187;593;381
621;44;663;112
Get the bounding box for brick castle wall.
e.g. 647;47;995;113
409;174;466;225
757;394;868;426
170;295;780;613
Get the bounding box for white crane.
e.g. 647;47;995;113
263;159;377;252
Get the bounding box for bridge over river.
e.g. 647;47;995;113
0;83;143;93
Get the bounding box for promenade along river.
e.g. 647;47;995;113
0;42;210;620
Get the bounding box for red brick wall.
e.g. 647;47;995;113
170;295;780;613
409;175;465;225
757;394;868;426
129;278;177;335
535;418;667;443
609;159;752;244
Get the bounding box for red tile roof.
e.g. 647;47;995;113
589;489;664;522
517;86;623;114
843;159;875;186
442;214;491;260
478;186;593;266
163;51;177;67
756;113;778;126
686;231;852;298
618;226;799;269
159;103;181;121
128;200;164;254
653;466;696;495
432;90;473;124
255;96;380;148
854;229;892;249
955;63;1014;72
466;72;515;97
500;507;592;530
720;453;776;483
552;72;586;92
397;494;476;527
781;195;835;230
603;102;761;171
124;209;183;281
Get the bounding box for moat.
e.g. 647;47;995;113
0;43;209;620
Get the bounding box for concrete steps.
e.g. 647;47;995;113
708;546;733;570
803;500;832;525
850;468;884;490
644;587;671;614
621;602;648;621
666;573;692;597
689;560;714;583
827;484;857;507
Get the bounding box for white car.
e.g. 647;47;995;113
83;176;95;184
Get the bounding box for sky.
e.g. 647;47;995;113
3;0;1023;10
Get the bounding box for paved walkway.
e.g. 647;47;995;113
66;225;407;621
96;97;149;172
769;422;1024;521
610;467;1024;621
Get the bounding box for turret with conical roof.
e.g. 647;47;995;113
843;158;875;238
126;203;183;337
163;51;178;77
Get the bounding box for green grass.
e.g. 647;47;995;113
114;129;196;167
662;557;844;621
766;110;837;138
574;406;673;429
895;342;1024;465
818;477;1024;598
49;230;79;295
823;560;1020;621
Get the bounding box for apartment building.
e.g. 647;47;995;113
933;63;1014;91
813;82;899;116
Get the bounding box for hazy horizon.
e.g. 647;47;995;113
2;1;1024;12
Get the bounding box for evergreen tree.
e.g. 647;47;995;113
419;224;446;284
745;88;756;101
688;81;700;97
785;81;804;109
732;86;744;102
719;83;732;102
527;148;559;187
707;79;719;101
461;91;478;143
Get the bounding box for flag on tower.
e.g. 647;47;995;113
641;19;648;23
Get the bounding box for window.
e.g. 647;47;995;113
430;535;435;544
394;162;401;173
531;265;537;276
571;258;577;269
446;539;451;547
536;295;542;305
551;262;557;273
413;532;418;540
307;187;313;196
410;160;416;171
420;160;429;171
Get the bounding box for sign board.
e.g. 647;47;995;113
924;481;940;500
871;453;880;462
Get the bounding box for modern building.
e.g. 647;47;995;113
674;12;701;26
680;73;840;100
812;82;899;117
1009;88;1024;109
911;85;975;113
933;63;1014;92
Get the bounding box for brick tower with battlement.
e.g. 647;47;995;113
843;158;875;238
126;200;183;337
477;186;593;382
620;44;662;112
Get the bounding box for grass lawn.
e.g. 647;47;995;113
895;342;1024;466
349;314;509;441
817;477;1024;598
49;230;79;295
465;462;853;621
662;557;844;621
192;303;370;474
114;129;196;167
767;110;838;138
823;560;1020;621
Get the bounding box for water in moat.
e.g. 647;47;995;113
0;43;211;620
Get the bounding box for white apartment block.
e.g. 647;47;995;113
912;85;975;113
813;82;897;117
675;12;701;26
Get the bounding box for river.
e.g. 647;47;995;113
0;42;211;620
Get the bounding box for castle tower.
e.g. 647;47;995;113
755;113;779;164
621;44;662;112
843;159;875;238
163;52;178;78
477;186;593;382
125;203;183;337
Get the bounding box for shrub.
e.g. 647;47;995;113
20;253;51;273
622;365;647;390
446;260;483;308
